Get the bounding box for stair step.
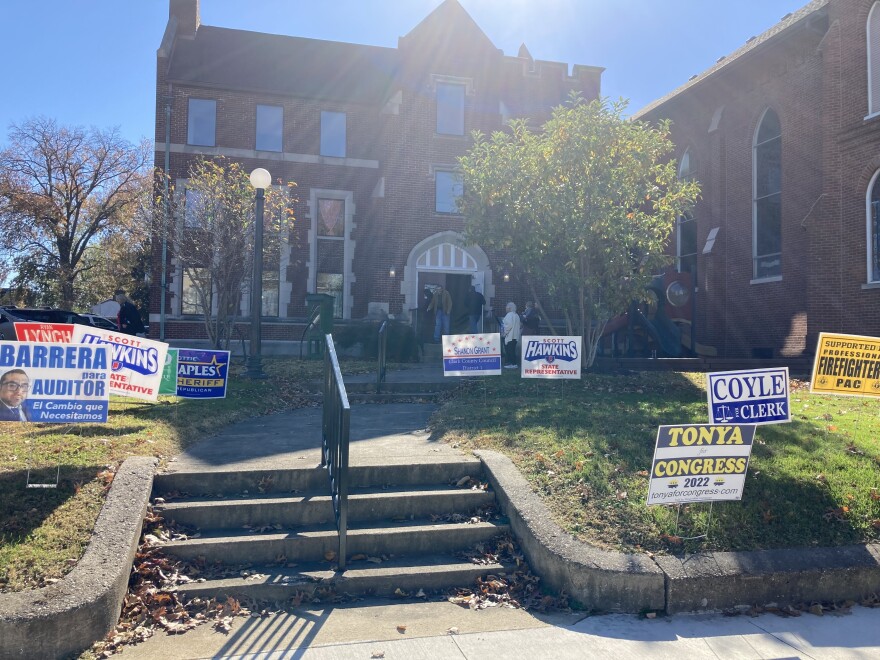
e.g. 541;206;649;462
160;520;508;564
154;461;483;497
156;486;496;530
172;555;515;602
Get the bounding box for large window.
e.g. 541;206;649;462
320;111;346;157
869;3;880;116
753;109;782;280
316;198;345;318
256;104;283;152
868;171;880;283
435;170;462;214
187;99;216;147
181;268;209;315
676;149;697;274
436;82;465;135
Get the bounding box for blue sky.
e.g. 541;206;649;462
0;0;808;146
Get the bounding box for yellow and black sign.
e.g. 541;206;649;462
810;333;880;398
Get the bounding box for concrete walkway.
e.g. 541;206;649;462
148;399;880;658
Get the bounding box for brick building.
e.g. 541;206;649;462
636;0;880;358
152;0;601;342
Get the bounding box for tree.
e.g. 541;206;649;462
0;117;151;309
160;157;296;349
458;96;699;367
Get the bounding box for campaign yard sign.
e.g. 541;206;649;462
0;342;110;423
14;323;76;343
175;349;230;398
646;424;756;506
442;334;502;377
70;326;168;402
159;349;179;396
707;368;790;425
520;336;582;379
810;332;880;398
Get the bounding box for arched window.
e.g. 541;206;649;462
753;109;782;280
676;149;697;273
867;170;880;283
869;3;880;116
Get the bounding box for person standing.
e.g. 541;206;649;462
501;302;522;368
465;285;485;333
521;301;540;336
115;289;146;337
0;369;31;422
426;285;452;343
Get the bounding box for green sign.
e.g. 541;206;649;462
159;348;179;395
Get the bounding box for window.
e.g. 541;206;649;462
320;111;346;157
181;268;209;315
183;188;203;228
676;149;697;274
187;99;216;146
256;104;283;152
315;197;346;318
435;170;462;214
868;171;880;283
316;273;344;318
869;3;880;116
753;109;782;279
436;83;465;135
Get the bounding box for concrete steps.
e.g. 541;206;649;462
151;461;508;602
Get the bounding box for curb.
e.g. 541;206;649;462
0;456;157;659
475;449;880;614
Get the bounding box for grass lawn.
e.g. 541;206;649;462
0;357;380;593
433;371;880;554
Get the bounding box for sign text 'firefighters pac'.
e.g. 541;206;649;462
810;332;880;398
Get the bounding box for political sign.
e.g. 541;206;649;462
442;334;502;376
810;332;880;398
707;368;790;425
14;323;76;343
159;349;179;396
0;342;110;423
646;424;756;506
70;326;168;402
175;349;230;398
520;336;582;379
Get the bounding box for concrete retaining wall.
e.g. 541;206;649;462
477;449;880;614
0;456;157;659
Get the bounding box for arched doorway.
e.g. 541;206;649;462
402;232;492;339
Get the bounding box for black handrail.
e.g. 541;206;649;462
321;334;350;571
299;304;322;360
376;320;388;394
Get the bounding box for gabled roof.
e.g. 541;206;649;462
166;26;399;104
634;0;829;119
399;0;498;56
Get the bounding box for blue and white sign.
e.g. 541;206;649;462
176;349;230;399
707;367;791;425
442;333;502;377
521;336;582;379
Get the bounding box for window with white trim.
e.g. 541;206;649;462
869;3;880;116
436;82;465;135
676;149;697;273
435;170;462;214
868;170;880;283
320;111;346;157
753;109;782;279
187;99;216;146
256;104;283;152
181;268;210;315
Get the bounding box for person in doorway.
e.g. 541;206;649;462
427;285;453;342
465;285;485;333
115;289;146;337
521;301;540;336
502;302;521;368
0;369;31;422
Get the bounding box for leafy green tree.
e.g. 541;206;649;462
458;96;699;366
0;118;151;309
159;158;296;349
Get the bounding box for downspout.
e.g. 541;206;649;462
161;88;171;342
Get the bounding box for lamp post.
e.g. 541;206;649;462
247;167;271;379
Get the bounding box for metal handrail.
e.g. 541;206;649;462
321;334;350;571
377;320;388;394
299;304;322;360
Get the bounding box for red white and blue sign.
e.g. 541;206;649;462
442;334;502;377
521;336;582;379
175;349;230;399
707;367;791;425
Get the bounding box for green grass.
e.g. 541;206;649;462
0;357;380;593
433;371;880;554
